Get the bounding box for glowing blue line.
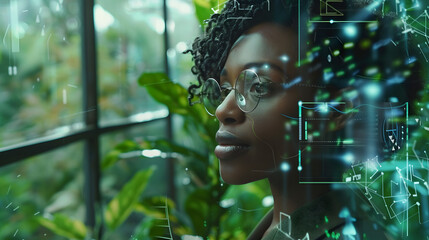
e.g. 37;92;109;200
301;103;408;115
281;113;299;120
301;106;318;110
282;77;302;89
327;103;408;114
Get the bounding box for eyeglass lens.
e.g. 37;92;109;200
236;70;260;112
202;78;222;115
201;70;260;116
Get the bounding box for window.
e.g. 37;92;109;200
0;0;200;238
95;0;168;126
0;0;84;149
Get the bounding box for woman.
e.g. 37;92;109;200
185;0;422;239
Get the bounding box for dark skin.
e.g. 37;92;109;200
214;22;330;237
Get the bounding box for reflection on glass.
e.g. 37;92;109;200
0;1;84;148
167;0;201;87
96;0;167;126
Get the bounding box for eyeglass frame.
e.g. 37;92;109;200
200;68;295;116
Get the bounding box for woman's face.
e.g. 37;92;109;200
214;22;310;184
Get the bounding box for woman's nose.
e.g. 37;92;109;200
215;90;246;125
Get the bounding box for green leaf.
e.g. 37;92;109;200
135;196;176;221
144;139;207;164
134;197;193;238
223;179;271;200
192;0;213;28
192;0;228;28
133;216;173;240
131;217;154;239
137;72;209;123
185;188;222;236
138;72;218;144
104;166;156;230
140;139;210;184
185;190;209;235
138;72;188;113
101;140;140;170
37;214;87;240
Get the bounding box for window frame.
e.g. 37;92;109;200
0;0;174;238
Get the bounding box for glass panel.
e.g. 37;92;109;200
0;1;84;149
167;0;201;86
0;142;85;239
96;0;167;126
100;120;168;238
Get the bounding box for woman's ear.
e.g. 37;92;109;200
329;87;361;131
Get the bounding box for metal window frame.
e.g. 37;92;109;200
0;0;174;238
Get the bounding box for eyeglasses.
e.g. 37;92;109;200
201;69;282;116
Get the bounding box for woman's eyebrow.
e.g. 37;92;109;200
243;62;285;74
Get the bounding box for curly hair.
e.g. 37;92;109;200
184;0;307;105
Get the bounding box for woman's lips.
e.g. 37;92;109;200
214;144;250;160
215;131;250;160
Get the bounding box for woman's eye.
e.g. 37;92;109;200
250;82;271;95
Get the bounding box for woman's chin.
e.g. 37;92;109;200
219;164;267;185
220;174;250;185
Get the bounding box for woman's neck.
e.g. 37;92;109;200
263;172;331;237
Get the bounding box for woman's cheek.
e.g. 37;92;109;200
252;98;292;134
249;111;288;153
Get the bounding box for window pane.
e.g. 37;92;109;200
100;120;168;238
96;0;167;126
0;142;85;239
0;1;84;149
167;0;201;86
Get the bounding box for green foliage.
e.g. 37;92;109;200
184;187;214;236
138;73;189;115
220;181;271;238
135;196;193;237
137;72;216;139
192;0;228;28
105;167;155;230
144;139;207;163
136;196;176;220
0;142;86;240
36;166;157;240
101;140;141;170
37;213;87;240
138;72;217;136
138;72;226;238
